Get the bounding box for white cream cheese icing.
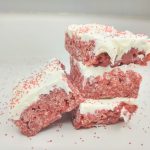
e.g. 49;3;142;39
79;98;136;115
67;24;150;64
120;107;131;122
72;57;138;78
10;58;71;120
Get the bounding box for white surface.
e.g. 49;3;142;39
0;14;150;150
67;24;150;64
79;98;136;114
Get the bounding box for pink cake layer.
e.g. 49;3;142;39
65;24;150;67
10;59;83;136
15;88;81;136
72;101;137;129
70;57;142;99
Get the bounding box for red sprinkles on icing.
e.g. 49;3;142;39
66;24;150;67
10;59;64;109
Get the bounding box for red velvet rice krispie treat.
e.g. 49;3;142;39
70;57;142;99
72;98;137;129
65;24;150;67
10;59;83;136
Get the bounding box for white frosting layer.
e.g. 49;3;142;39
120;107;131;122
67;24;150;64
10;59;71;120
79;98;136;115
73;57;136;78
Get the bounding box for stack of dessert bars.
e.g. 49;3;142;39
10;24;150;136
65;24;150;128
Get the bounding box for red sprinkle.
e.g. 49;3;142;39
48;140;52;143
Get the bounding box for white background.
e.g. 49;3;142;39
0;0;149;18
0;1;150;149
0;14;150;150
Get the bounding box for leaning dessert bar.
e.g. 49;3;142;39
70;57;142;99
65;24;150;67
10;59;83;136
72;98;137;129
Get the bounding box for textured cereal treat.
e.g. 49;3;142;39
70;57;142;99
65;24;150;67
72;98;137;129
10;58;83;136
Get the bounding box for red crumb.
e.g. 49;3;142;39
28;137;32;141
128;127;132;130
48;140;52;143
58;123;63;128
0;112;4;116
56;129;59;132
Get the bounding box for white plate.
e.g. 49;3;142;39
0;14;150;150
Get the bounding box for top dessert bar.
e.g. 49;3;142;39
65;24;150;67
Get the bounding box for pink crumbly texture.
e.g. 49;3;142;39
65;24;150;67
10;59;83;136
70;57;142;99
72;102;138;129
